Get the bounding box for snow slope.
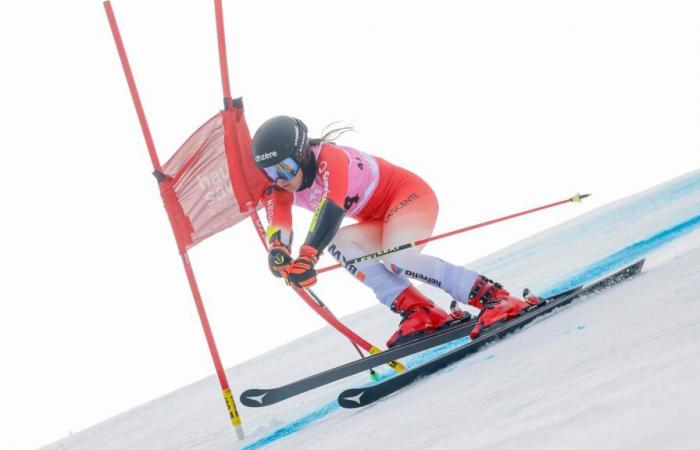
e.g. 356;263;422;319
44;170;700;450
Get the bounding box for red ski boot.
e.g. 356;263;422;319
468;275;540;339
386;285;453;348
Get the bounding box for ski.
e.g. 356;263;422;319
338;259;645;409
239;286;583;407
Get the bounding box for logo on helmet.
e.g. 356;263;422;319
255;151;278;162
294;125;300;147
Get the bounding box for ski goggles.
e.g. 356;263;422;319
261;157;301;181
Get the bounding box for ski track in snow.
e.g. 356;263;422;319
43;170;700;450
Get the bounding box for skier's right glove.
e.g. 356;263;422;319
268;241;293;278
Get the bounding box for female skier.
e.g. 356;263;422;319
252;116;539;347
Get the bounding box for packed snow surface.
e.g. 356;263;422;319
45;170;700;450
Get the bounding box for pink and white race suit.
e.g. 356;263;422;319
263;143;478;307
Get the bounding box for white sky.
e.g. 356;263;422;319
0;1;698;449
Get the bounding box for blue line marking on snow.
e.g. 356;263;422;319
477;173;700;275
242;212;700;449
241;402;339;450
543;213;700;297
241;372;398;450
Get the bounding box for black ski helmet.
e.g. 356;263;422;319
252;116;311;169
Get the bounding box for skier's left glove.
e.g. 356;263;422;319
287;244;319;288
268;241;293;279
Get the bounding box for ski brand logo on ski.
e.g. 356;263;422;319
243;392;269;405
341;390;365;405
337;259;646;409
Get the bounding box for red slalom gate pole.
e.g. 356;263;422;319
318;193;591;274
211;0;405;372
103;2;161;173
104;1;244;440
180;254;243;438
214;0;233;108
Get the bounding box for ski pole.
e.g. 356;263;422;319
318;193;590;274
295;285;405;373
246;204;406;374
302;287;388;379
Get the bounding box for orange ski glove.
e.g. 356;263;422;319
268;241;293;279
287;244;319;288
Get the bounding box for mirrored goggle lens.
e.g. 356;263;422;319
262;157;300;181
